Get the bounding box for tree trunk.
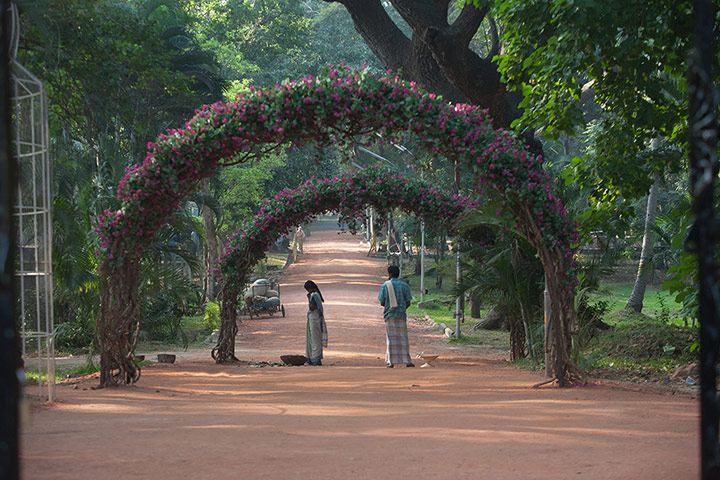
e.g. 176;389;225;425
201;178;219;303
512;202;580;387
521;305;535;360
326;0;523;129
212;284;240;363
625;170;662;313
435;235;444;289
470;293;482;318
97;261;141;387
471;306;509;331
509;316;527;360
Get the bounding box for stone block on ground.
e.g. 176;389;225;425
157;354;176;364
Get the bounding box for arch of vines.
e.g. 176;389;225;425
210;165;477;364
97;66;579;388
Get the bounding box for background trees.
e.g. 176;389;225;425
16;0;222;348
491;0;715;315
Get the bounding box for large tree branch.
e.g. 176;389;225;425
332;0;525;131
390;0;450;26
487;15;500;60
389;0;509;122
323;0;411;73
422;24;505;112
452;2;489;47
326;0;465;102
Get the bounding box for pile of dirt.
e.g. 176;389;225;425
588;320;698;362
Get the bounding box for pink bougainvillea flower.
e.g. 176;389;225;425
97;66;576;294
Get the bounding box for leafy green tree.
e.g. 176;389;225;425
183;0;312;91
16;0;221;348
211;152;286;239
493;0;698;209
17;0;201;156
490;0;716;315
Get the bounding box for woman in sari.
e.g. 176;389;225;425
304;280;327;366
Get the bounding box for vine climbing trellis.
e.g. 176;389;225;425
96;66;579;388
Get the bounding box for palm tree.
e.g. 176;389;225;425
457;234;544;361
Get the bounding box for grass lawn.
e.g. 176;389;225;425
402;266;508;348
264;253;288;269
586;282;687;325
400;260;698;381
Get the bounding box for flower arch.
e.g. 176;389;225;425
210;165;477;362
97;66;578;388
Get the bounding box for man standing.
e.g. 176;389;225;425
378;265;415;368
295;226;305;253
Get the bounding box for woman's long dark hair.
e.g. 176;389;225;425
304;280;324;302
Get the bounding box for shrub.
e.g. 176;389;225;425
54;320;93;350
204;301;220;333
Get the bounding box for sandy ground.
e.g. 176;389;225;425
21;219;700;479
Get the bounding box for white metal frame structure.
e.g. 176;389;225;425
10;3;55;401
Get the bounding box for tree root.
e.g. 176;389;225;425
211;346;239;364
532;378;558;388
533;361;585;388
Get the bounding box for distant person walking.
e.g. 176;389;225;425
295;226;305;253
304;280;327;366
275;233;286;252
378;265;414;368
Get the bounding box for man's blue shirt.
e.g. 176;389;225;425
378;278;412;319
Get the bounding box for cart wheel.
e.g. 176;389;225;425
281;305;285;317
269;309;275;317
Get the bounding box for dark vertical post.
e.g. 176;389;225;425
690;1;720;478
0;0;20;479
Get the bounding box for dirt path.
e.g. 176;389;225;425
21;219;699;479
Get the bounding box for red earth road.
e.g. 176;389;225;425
21;219;699;479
